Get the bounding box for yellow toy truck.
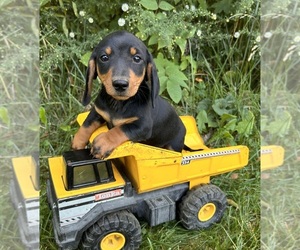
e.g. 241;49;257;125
47;113;249;250
260;145;285;171
10;154;40;249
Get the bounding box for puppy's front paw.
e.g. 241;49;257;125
91;133;116;159
72;132;88;150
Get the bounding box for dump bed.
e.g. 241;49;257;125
76;112;249;193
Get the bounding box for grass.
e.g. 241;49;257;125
261;164;300;249
0;0;39;248
260;2;300;249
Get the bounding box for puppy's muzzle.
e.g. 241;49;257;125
113;80;129;92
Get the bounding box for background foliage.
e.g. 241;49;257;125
0;0;39;248
39;0;260;249
261;1;300;249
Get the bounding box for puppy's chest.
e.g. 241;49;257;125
95;106;138;127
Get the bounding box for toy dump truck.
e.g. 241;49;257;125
47;112;249;249
10;154;40;250
261;145;285;171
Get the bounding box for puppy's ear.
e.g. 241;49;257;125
146;51;160;108
82;53;97;106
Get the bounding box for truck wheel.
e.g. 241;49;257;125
179;184;227;230
80;210;141;250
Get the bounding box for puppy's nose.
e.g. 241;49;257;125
112;80;129;92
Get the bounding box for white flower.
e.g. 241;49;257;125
197;30;202;37
190;5;196;11
294;36;300;42
79;10;86;17
234;32;240;39
255;36;261;43
185;5;189;9
122;3;129;12
88;18;94;23
264;32;272;39
211;14;217;20
118;18;126;27
69;32;75;38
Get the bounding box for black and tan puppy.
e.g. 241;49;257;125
72;31;186;159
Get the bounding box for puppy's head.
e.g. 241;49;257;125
83;31;159;107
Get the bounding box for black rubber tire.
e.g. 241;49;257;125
179;184;227;230
80;210;141;250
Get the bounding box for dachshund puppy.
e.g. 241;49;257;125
72;31;186;159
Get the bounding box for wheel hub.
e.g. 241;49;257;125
198;202;216;221
100;232;126;250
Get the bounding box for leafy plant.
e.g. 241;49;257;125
154;53;189;103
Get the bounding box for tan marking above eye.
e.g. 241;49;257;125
130;47;137;55
105;46;112;55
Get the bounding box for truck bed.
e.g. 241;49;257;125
76;112;249;193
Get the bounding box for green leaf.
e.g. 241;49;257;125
169;75;188;89
158;1;174;11
159;75;168;94
39;107;47;126
196;110;209;132
220;113;236;122
148;34;159;45
27;124;40;132
158;37;170;49
180;59;189;71
139;0;158;10
211;0;233;14
165;65;188;81
0;107;10;125
40;0;51;7
199;0;208;10
72;2;79;17
175;38;187;55
62;17;68;38
172;70;188;82
224;117;237;131
167;80;182;103
58;0;64;8
212;98;234;116
80;52;92;67
188;27;197;38
154;56;166;70
197;98;212;111
267;111;292;137
60;125;71;132
236;110;255;137
221;113;237;131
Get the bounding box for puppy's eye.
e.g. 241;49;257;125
133;55;142;63
100;55;109;62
